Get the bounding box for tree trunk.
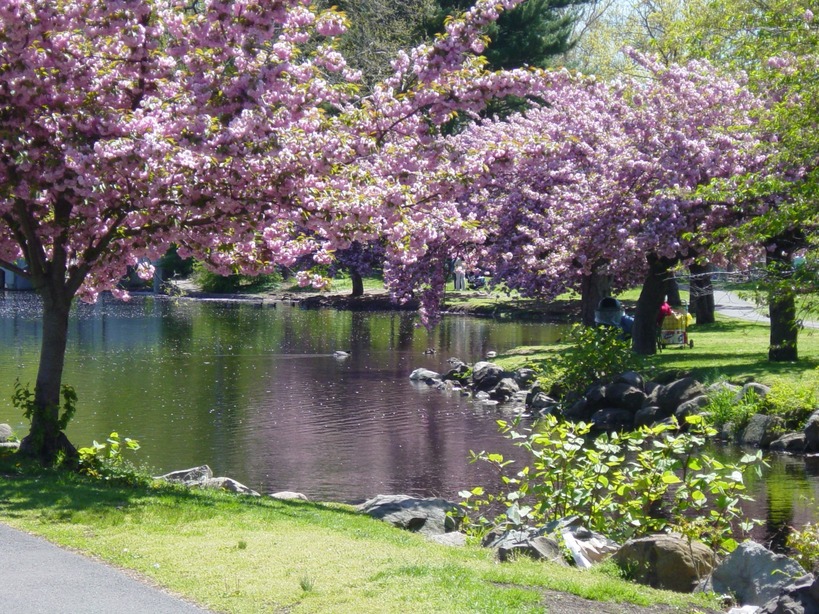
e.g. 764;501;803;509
664;275;682;307
580;269;611;326
18;287;78;464
689;262;715;325
767;248;798;362
632;255;677;355
350;269;364;297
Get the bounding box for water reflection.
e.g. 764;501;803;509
0;291;561;502
2;289;818;533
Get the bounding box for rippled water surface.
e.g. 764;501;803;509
0;291;564;502
2;290;818;540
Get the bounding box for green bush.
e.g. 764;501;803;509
193;261;281;293
762;381;818;431
461;414;763;554
78;432;147;485
535;325;644;400
705;386;763;437
787;522;819;572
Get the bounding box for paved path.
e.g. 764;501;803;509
712;289;819;329
0;524;210;614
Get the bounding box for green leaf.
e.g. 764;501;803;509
661;471;682;484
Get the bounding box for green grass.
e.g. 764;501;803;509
493;313;819;390
0;454;717;613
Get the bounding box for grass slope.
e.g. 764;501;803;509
0;456;717;613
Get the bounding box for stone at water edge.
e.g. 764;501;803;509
409;368;440;382
270;491;309;501
155;465;213;485
356;494;461;536
614;533;716;593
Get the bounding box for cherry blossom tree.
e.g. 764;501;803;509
449;52;767;354
0;0;536;462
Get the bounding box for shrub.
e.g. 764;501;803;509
461;414;763;554
535;324;644;401
78;432;146;485
193;261;281;293
762;381;818;431
705;386;763;437
787;522;819;572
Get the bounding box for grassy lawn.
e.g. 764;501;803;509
0;455;717;613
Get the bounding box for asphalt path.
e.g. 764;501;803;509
0;524;210;614
712;289;819;329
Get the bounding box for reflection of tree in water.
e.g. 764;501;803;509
396;312;416;350
761;456;814;552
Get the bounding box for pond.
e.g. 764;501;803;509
1;290;817;544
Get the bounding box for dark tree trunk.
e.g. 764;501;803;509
664;276;682;307
689;262;715;325
18;286;78;464
632;255;677;355
580;269;612;326
767;244;798;362
350;269;364;297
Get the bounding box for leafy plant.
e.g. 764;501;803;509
461;414;763;554
535;325;644;400
762;380;818;431
78;432;143;484
787;521;819;572
704;386;763;437
193;261;281;294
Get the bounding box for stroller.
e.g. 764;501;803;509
658;303;694;349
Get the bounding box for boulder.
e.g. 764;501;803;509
634;406;663;428
528;391;558;413
605;383;647;412
472;361;505;392
585;383;608;410
513;368;537;388
427;532;467;548
675;395;709;424
155;465;213;485
614;534;716;593
560;524;620;568
770;433;807;453
709;381;741;395
740;414;784;448
805;411;819;453
702;541;806;607
485;529;566;564
591;408;635;432
759;574;819;614
203;476;260;496
614;371;644;390
409;368;440;382
270;491;309;501
441;364;470;382
357;494;461;536
0;423;12;442
651;378;707;415
563;398;593;423
489;377;520;402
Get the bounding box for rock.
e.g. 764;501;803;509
489;377;520;402
357;494;461;536
736;383;772;402
675;395;709;424
487;529;567;564
563;398;593;422
585;383;608;410
703;541;807;606
652;377;707;415
605;383;647;411
528;391;558;413
614;371;644;390
805;411;819;453
202;476;260;496
427;532;467;547
0;423;12;442
155;465;213;485
634;406;663;428
614;534;716;593
741;414;784;448
442;364;470;381
472;361;506;392
728;607;762;614
270;491;309;501
409;368;440;381
758;574;819;614
591;408;635;432
709;381;742;395
513;368;537;388
561;524;620;568
770;432;807;453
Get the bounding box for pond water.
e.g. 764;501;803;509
1;290;817;544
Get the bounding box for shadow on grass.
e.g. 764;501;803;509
0;451;363;526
